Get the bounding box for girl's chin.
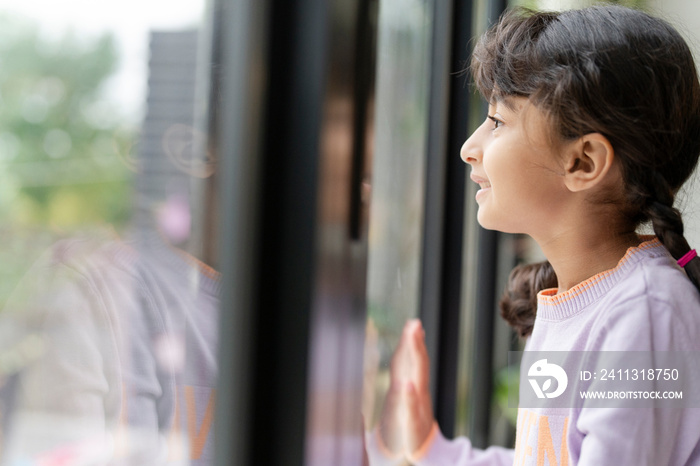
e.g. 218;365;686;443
476;210;498;231
476;210;522;235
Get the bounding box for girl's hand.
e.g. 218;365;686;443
361;415;370;466
378;319;435;457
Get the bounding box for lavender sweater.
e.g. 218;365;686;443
0;233;220;465
369;237;700;465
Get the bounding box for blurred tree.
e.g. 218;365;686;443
509;0;646;10
0;14;134;230
609;0;646;7
0;14;135;307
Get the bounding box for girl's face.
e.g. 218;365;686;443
461;97;570;236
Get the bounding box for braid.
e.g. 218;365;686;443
642;173;700;290
647;202;687;257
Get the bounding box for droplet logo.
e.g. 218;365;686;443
528;359;568;399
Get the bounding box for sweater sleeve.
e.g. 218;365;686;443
573;291;700;465
411;427;515;466
0;257;123;461
366;424;515;466
365;428;405;466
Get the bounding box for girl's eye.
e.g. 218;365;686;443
487;115;503;130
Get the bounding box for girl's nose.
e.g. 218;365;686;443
460;131;482;165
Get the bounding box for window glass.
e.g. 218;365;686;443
0;1;217;464
363;0;433;436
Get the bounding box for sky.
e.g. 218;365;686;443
0;0;207;123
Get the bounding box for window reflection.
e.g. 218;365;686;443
0;3;218;464
363;0;433;458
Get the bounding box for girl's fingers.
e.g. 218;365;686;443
409;320;431;393
378;382;403;454
382;319;435;456
361;415;370;466
390;319;418;384
404;381;434;454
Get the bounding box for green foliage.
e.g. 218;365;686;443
508;0;539;9
607;0;646;7
494;365;520;427
0;14;134;230
508;0;647;10
0;15;136;309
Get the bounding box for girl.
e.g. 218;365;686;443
368;5;700;465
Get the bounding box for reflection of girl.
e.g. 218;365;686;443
0;231;220;465
369;6;700;465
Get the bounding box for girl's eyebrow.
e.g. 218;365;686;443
489;95;519;112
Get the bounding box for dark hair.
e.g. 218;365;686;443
476;6;700;337
500;261;558;338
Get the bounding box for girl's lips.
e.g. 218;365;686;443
475;185;491;201
470;174;490;186
470;174;491;200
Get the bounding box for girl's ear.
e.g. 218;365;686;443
562;133;615;192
